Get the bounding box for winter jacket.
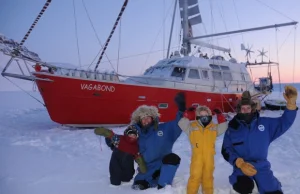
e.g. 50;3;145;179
222;109;297;166
132;111;183;183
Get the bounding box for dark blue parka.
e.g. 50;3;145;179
222;109;297;193
133;112;183;186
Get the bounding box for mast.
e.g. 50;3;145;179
181;0;190;56
178;0;202;56
166;0;178;58
94;0;128;71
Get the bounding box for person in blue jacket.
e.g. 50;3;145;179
221;85;298;194
131;92;186;190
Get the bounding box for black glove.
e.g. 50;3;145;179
174;92;186;112
213;108;222;114
187;106;196;111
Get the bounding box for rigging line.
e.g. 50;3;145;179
275;28;282;92
232;0;244;44
72;0;82;67
4;77;45;106
81;0;114;69
117;19;122;74
278;26;294;52
292;25;297;84
94;0;128;72
19;0;52;46
218;0;236;56
254;0;295;21
209;0;217;56
141;1;173;74
79;46;180;67
163;0;165;58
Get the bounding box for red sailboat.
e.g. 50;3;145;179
1;0;297;127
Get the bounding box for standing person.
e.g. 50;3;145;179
221;85;298;194
94;125;147;186
179;106;228;194
131;92;187;190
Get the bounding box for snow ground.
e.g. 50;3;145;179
0;91;300;194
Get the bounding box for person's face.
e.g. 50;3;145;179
141;116;153;127
241;105;252;113
199;110;209;116
127;133;137;142
127;134;137;139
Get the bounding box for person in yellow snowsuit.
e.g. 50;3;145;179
179;106;228;194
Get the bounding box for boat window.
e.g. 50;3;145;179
201;70;209;80
158;103;168;109
171;67;186;79
212;71;223;80
220;66;230;70
209;64;220;70
211;55;225;60
144;67;154;75
223;72;233;80
188;69;200;79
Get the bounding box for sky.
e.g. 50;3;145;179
0;0;299;91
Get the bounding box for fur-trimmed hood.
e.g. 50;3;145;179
130;105;161;124
195;106;212;116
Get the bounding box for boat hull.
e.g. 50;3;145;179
34;73;240;126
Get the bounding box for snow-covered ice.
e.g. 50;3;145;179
0;90;300;194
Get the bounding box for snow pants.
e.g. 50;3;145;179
187;153;214;194
230;160;282;194
133;153;181;189
109;149;135;185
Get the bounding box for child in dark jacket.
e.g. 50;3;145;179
94;125;147;186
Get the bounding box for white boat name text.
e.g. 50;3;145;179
80;84;115;92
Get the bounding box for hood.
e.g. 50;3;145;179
195;106;212;116
130;105;160;125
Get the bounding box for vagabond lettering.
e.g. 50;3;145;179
80;84;115;92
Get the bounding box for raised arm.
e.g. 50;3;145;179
213;108;228;136
178;117;191;135
163;92;187;141
216;122;228;136
268;85;298;142
94;127;121;146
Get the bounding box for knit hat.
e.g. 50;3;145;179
237;91;257;112
124;125;138;136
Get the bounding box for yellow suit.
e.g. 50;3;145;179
179;118;228;194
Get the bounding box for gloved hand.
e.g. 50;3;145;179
135;155;147;173
174;92;186;112
283;85;298;110
94;127;114;138
235;158;257;176
213;108;222;114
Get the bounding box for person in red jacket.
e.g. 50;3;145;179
94;125;147;186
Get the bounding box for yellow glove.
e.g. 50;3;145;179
235;158;257;176
94;127;113;138
283;85;298;110
135;155;147;174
